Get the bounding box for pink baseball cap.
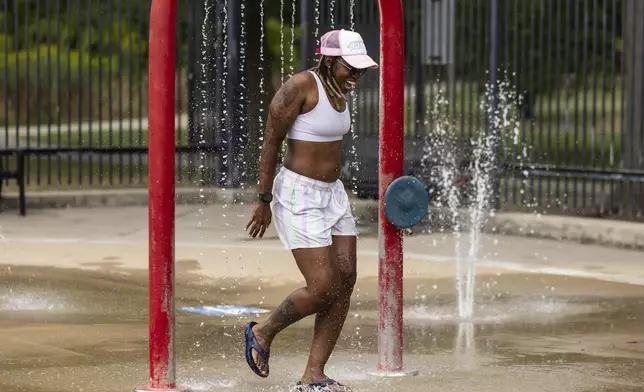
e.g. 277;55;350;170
316;29;379;70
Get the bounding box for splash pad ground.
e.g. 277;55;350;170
1;204;644;391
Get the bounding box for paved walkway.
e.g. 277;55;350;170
3;204;644;286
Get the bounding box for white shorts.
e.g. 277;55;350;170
271;166;358;250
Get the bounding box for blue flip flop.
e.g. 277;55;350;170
244;321;270;378
295;378;349;391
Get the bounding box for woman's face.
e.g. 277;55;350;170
328;57;367;94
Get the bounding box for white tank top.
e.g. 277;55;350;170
286;71;351;142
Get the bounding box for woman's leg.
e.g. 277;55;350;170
301;235;357;386
248;245;342;376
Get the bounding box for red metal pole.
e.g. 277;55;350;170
135;0;182;391
377;0;405;374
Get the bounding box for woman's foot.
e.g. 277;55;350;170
251;324;271;375
298;374;352;391
244;322;272;377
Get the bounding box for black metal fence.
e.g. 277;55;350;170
2;0;644;220
314;0;644;221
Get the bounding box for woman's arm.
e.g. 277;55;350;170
256;73;308;194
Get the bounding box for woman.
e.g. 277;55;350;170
244;29;378;391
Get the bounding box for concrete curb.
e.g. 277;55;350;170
2;187;643;250
487;212;644;251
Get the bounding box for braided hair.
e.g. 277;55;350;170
311;55;346;104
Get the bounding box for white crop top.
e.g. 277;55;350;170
287;71;351;142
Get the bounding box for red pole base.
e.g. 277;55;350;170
133;385;192;392
376;0;407;375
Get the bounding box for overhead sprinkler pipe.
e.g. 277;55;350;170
376;0;416;376
135;0;189;391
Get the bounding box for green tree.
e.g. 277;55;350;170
1;0;152;125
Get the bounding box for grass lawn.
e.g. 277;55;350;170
21;127;190;148
16;82;625;174
424;83;624;121
20;118;623;170
0;154;211;192
392;83;625;168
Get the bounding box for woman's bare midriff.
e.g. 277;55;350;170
282;138;343;182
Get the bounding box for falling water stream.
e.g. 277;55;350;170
280;0;285;84
314;0;321;46
258;0;265;137
220;0;229;187
348;0;359;196
195;2;218;294
329;0;335;28
192;1;218;383
238;0;247;186
289;0;296;78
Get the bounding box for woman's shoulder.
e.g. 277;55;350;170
283;71;317;90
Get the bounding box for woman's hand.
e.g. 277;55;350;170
245;201;272;238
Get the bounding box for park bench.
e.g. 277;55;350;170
0;149;26;216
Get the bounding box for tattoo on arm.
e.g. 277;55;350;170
257;76;304;193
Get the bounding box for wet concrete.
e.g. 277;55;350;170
1;205;644;391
